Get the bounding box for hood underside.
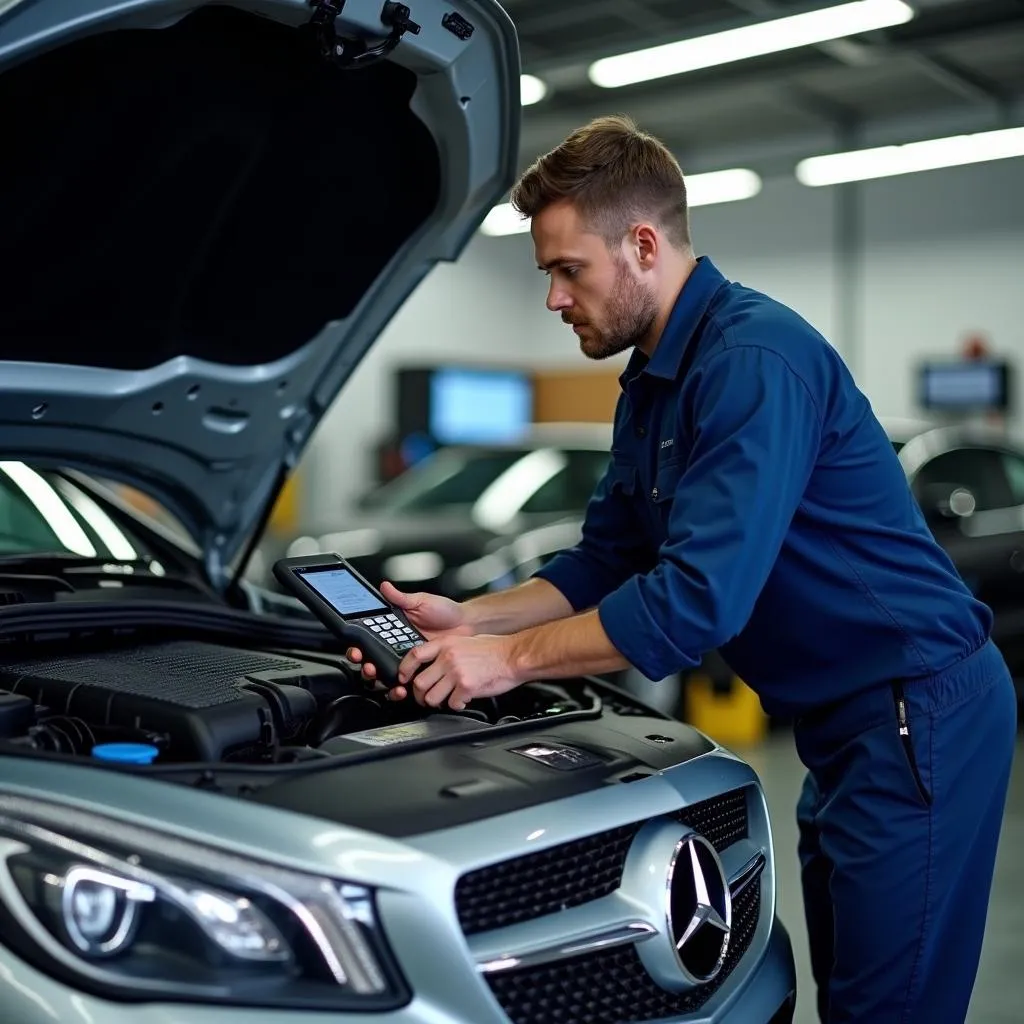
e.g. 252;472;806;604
0;0;520;586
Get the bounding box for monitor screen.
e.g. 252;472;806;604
429;367;532;445
297;567;387;617
918;361;1010;411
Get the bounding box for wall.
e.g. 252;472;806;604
302;158;1024;528
858;159;1024;425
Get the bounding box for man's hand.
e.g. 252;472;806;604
393;633;522;710
346;581;474;685
388;607;632;709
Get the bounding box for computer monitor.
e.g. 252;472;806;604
428;367;533;445
917;360;1012;413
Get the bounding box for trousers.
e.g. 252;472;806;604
794;640;1016;1024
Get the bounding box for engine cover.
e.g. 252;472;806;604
0;640;353;761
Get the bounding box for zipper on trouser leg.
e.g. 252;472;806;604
893;682;932;806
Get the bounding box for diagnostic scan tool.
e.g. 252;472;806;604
274;553;427;687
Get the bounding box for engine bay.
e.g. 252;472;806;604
0;638;608;767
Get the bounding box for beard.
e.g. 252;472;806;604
566;261;659;361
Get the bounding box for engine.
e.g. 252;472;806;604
0;639;593;764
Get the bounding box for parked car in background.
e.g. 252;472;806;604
892;419;1024;687
0;2;797;1022
259;423;614;599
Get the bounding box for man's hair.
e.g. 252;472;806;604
509;115;691;250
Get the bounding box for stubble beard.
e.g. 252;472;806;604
575;262;659;361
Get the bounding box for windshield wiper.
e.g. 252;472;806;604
0;551;156;573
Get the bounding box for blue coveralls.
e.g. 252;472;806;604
535;256;1017;1023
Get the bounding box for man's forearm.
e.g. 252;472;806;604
506;608;632;680
462;578;575;636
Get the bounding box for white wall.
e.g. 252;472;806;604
858;160;1024;425
303;158;1024;526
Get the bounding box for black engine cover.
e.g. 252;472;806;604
0;640;353;761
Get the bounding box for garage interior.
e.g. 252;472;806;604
270;2;1024;1021
1;0;1022;1022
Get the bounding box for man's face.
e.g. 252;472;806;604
532;199;658;360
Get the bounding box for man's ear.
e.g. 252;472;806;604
633;224;659;268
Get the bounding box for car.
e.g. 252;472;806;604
0;2;797;1023
893;420;1024;690
260;423;614;600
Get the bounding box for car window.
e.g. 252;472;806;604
520;450;609;515
0;463;147;559
1003;452;1024;505
912;447;1016;512
357;449;527;513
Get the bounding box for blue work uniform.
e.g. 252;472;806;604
535;256;1017;1023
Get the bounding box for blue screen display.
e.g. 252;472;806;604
920;363;1005;409
299;568;386;616
429;368;532;445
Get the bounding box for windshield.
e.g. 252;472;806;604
357;449;531;513
0;462;148;560
356;446;611;520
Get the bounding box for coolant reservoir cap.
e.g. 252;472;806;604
91;743;159;765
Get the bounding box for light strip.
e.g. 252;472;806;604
796;126;1024;185
55;479;139;561
0;461;97;557
520;74;548;106
480;169;763;237
588;0;914;89
686;168;763;207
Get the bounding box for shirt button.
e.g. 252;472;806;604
635;424;647;438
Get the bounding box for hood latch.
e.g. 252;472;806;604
308;0;421;70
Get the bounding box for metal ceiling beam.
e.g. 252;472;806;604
515;0;668;36
902;51;1010;107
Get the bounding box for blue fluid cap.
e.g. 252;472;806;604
91;743;159;765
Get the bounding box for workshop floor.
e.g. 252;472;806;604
741;732;1024;1024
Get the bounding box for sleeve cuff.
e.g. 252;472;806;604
532;552;609;613
598;576;700;681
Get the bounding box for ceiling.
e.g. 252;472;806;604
507;0;1024;174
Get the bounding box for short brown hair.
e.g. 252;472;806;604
510;115;690;249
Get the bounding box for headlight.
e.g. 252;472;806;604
0;795;408;1011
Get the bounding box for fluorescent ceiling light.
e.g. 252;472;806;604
796;126;1024;185
520;74;548;106
480;168;763;236
588;0;914;89
687;168;763;206
480;203;531;237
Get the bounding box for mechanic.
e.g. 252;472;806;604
348;115;1016;1023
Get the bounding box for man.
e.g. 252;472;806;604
349;115;1016;1023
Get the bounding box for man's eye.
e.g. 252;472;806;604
564;266;579;278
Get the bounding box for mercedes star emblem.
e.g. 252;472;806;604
666;833;732;983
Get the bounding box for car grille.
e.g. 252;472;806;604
455;821;642;937
455;789;748;937
484;876;761;1024
676;786;748;850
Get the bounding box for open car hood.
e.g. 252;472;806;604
0;0;520;587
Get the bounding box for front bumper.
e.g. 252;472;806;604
0;914;796;1024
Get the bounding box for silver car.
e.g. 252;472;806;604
0;1;797;1021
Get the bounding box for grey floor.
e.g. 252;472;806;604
739;732;1024;1024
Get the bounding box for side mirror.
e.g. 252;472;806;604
916;483;977;525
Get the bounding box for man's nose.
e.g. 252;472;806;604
546;283;571;313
